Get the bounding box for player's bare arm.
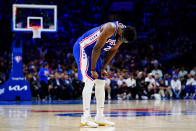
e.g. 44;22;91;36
100;41;122;78
91;23;116;79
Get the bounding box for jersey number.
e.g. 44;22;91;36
103;46;112;51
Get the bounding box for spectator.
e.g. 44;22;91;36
173;68;179;78
190;67;196;76
51;72;62;100
117;75;127;99
192;75;196;99
141;57;148;67
29;72;40;100
145;73;156;99
171;76;181;99
184;74;194;99
151;58;159;67
38;62;50;100
110;75;118;100
154;74;160;93
179;76;186;98
125;74;136;99
168;66;176;76
159;79;166;100
151;65;163;78
136;72;146;100
72;73;83;99
56;64;63;73
163;74;172;99
179;67;188;78
61;74;74;99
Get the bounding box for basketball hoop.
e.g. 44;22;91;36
32;26;42;39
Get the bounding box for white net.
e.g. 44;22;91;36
32;26;42;39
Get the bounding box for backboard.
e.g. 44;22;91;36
12;4;57;32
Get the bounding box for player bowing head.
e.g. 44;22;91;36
73;21;137;127
118;25;137;43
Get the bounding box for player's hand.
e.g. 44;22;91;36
91;70;98;79
101;69;108;78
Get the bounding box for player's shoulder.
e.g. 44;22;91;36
104;22;116;28
104;22;117;29
102;22;117;33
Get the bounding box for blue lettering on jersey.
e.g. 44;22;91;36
90;34;98;41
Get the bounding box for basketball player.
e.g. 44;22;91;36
73;21;137;127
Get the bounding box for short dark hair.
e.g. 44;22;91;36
122;26;137;43
43;62;48;67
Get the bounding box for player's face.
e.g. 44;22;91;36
118;23;128;43
44;65;49;68
119;31;128;43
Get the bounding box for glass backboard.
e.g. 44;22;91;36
12;4;57;32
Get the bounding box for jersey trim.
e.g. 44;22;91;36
79;46;94;82
79;46;84;81
79;29;101;82
80;29;100;48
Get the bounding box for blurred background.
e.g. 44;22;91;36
0;0;195;101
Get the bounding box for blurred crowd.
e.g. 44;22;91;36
0;0;195;100
20;60;196;101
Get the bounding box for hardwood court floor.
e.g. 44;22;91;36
0;100;196;131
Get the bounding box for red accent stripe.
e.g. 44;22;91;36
79;46;84;82
83;38;98;49
85;55;93;81
79;46;93;82
82;37;97;81
79;29;100;81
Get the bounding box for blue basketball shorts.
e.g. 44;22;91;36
73;39;104;82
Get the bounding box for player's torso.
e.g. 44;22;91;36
78;21;119;55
